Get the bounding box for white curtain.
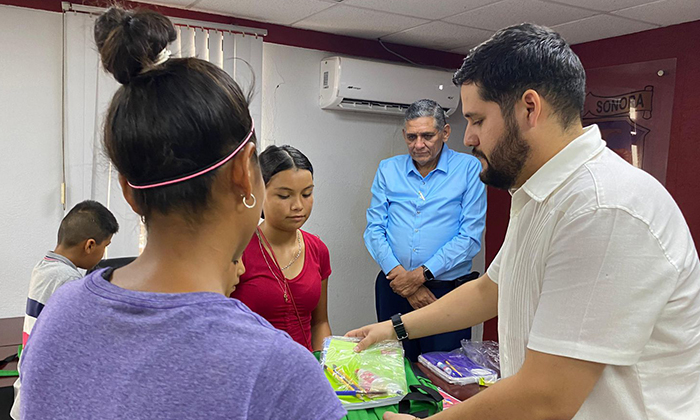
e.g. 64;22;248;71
63;12;264;258
170;24;264;132
64;12;135;258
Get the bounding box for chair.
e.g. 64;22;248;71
87;257;137;275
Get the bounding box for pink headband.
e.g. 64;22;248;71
128;120;255;190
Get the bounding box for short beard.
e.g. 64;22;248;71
474;114;530;190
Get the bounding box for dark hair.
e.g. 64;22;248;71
259;145;313;185
95;7;256;221
404;99;447;131
453;23;586;128
57;200;119;247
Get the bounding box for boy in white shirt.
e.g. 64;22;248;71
12;200;118;419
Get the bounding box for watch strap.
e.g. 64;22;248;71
391;313;409;341
421;265;434;281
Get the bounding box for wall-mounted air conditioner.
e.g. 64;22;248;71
320;56;460;116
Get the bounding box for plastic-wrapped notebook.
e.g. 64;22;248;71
418;349;498;386
320;336;408;410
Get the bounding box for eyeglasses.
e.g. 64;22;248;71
405;131;439;142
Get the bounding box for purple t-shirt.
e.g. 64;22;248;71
20;269;346;420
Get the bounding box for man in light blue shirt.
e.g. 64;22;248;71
364;99;486;360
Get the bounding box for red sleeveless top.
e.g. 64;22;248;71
230;230;331;350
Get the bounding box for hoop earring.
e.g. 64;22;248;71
243;194;256;209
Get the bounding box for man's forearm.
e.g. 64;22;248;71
364;226;402;275
401;274;498;339
424;349;604;420
427;373;557;420
423;234;481;279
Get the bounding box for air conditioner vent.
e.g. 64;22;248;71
320;56;459;116
339;98;409;115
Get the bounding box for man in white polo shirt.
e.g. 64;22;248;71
348;23;700;420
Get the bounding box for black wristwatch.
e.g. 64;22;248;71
391;313;409;341
421;265;434;281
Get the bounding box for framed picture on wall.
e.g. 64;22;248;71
583;58;677;185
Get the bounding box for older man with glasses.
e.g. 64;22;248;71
364;98;487;361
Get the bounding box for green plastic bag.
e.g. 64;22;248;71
0;345;20;377
321;337;408;410
314;350;443;419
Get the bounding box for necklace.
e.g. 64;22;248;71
281;230;302;271
257;229;289;302
255;227;311;349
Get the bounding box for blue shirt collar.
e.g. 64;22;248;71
406;143;451;177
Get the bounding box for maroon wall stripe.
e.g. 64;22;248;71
1;0;61;11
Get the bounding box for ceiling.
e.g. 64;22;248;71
142;0;700;52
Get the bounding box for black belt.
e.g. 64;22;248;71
424;271;479;289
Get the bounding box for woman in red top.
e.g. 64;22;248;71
231;145;332;351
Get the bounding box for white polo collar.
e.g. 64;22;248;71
511;124;606;214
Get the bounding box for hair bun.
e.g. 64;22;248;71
94;7;177;84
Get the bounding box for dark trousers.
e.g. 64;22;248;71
375;271;475;362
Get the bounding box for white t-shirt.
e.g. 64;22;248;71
487;125;700;420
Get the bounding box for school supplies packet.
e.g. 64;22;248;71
461;339;501;378
320;336;408;410
418;348;498;386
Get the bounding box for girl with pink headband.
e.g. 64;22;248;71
17;7;345;420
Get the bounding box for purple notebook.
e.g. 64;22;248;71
418;350;498;385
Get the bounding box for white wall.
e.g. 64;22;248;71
261;43;485;335
0;6;63;318
0;9;486;328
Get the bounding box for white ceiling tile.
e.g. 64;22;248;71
443;0;598;31
381;22;493;50
187;0;336;26
613;0;700;26
552;14;658;45
541;0;660;12
133;0;693;53
339;0;500;20
291;5;429;39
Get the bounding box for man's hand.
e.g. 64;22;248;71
406;286;437;309
345;320;395;353
389;267;425;297
386;265;407;281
